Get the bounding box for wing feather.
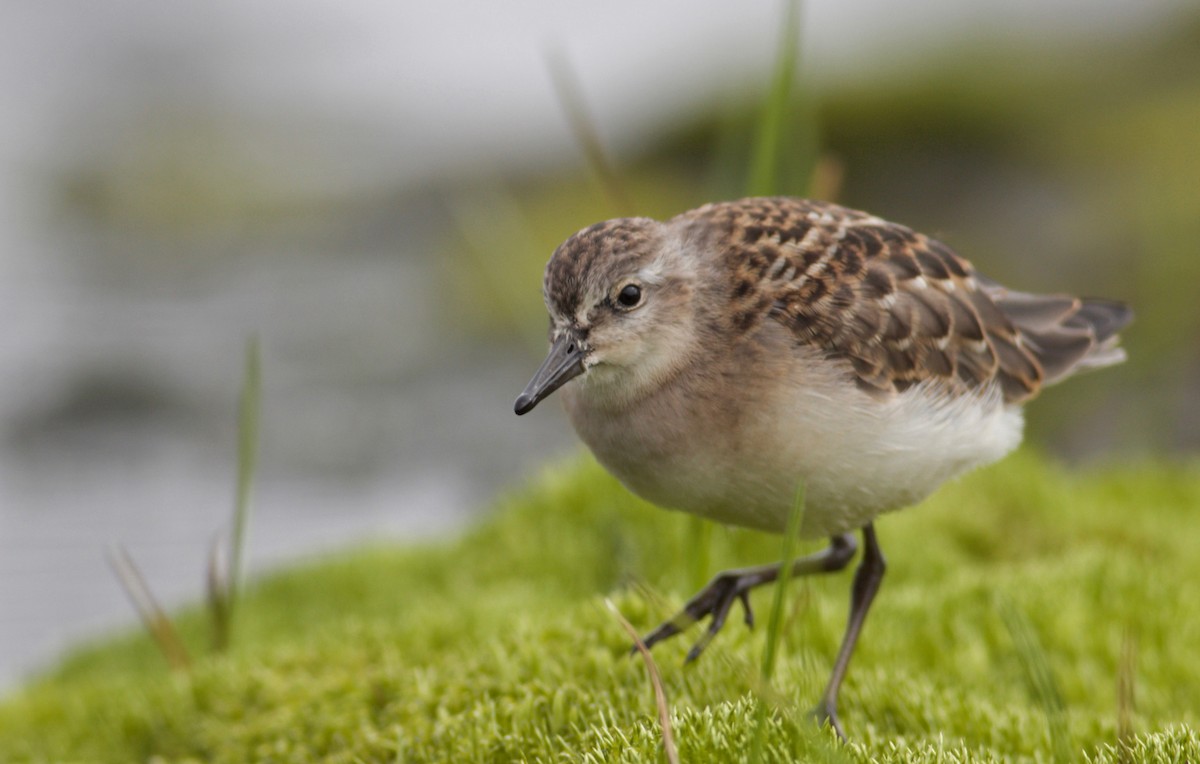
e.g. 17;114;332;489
680;197;1131;403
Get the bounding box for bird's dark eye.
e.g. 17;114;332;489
617;283;642;308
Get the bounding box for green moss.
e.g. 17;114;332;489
2;451;1198;762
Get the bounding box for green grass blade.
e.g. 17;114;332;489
751;481;806;764
747;0;802;197
206;533;230;654
687;517;713;592
761;481;806;683
999;596;1071;764
222;336;262;649
1117;625;1137;762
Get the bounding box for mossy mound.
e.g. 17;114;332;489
2;451;1198;762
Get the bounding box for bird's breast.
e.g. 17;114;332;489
561;342;1024;538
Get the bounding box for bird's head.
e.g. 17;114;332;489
514;216;702;414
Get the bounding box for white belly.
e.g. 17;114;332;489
565;372;1023;539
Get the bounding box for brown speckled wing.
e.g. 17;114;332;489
681;197;1128;403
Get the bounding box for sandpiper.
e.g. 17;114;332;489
514;196;1131;738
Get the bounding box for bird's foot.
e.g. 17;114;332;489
807;701;846;742
636;569;765;663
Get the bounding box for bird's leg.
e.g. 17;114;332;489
810;523;886;741
639;533;858;663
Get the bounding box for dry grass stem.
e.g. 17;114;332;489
605;598;679;764
106;545;190;671
545;46;634;215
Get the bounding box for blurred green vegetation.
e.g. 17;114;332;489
444;13;1200;455
1;451;1197;761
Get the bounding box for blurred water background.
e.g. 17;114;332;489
1;0;1197;688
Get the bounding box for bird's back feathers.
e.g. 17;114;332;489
677;197;1132;404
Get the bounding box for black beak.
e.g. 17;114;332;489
514;333;587;415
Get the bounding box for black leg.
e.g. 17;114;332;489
810;523;886;740
639;533;858;663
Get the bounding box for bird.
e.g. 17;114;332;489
512;196;1131;739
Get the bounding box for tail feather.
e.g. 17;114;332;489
1065;299;1134;342
987;287;1133;387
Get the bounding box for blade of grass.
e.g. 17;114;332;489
707;103;752;201
218;336;261;651
761;481;806;682
687;517;713;593
207;534;229;653
1117;625;1137;763
106;545;190;671
545;45;634;216
746;0;803;197
750;481;806;764
998;597;1071;764
446;187;547;352
605;598;679;764
808;153;845;202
